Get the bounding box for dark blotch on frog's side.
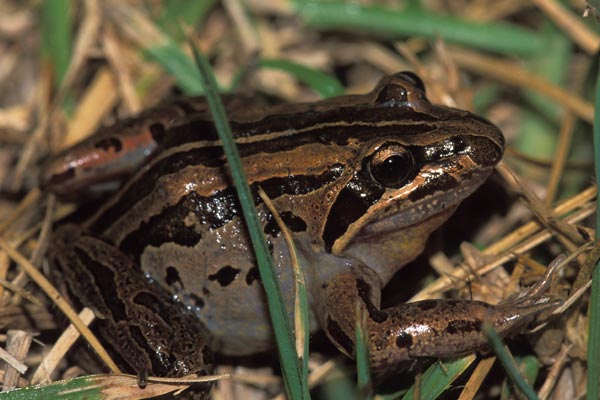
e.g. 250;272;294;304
165;265;183;288
416;300;438;311
263;211;308;236
257;166;345;200
208;265;241;287
149;122;166;142
94;137;123;152
446;319;482;335
245;266;261;285
395;332;413;349
107;163;344;261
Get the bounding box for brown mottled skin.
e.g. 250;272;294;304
46;72;555;398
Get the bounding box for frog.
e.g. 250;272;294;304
44;72;554;397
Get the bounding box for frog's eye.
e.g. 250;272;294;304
394;71;426;93
366;143;415;188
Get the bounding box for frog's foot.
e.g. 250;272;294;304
314;268;560;379
49;224;215;394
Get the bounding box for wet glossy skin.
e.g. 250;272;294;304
45;72;551;396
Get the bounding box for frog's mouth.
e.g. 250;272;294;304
359;165;494;237
333;165;495;279
329;155;496;256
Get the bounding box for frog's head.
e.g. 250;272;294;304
324;72;504;281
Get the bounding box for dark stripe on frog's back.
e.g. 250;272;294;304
87;117;440;235
115;165;346;261
160;105;440;148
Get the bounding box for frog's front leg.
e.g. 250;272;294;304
48;225;214;395
314;267;555;378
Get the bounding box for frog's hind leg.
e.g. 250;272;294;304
48;224;215;390
313;267;556;379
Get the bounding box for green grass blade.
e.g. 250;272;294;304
107;4;204;94
158;0;216;38
290;238;310;383
297;265;310;385
396;355;475;400
0;375;103;400
0;374;224;399
355;306;372;400
293;2;543;55
482;323;538;400
41;0;75;112
259;58;345;98
147;44;204;93
41;0;71;87
587;59;600;400
258;189;311;386
500;355;540;399
190;45;309;400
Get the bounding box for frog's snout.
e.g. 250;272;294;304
463;114;504;167
464;134;504;167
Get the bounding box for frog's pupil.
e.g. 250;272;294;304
371;152;413;187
